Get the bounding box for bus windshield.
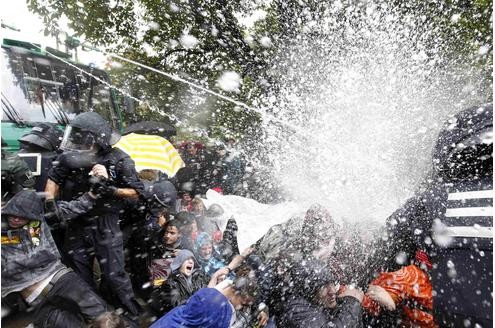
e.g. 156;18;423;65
1;46;118;127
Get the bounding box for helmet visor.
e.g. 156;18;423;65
60;126;97;151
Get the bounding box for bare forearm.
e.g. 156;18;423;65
227;247;254;271
44;179;59;199
115;188;139;199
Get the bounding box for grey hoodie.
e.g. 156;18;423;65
170;249;196;272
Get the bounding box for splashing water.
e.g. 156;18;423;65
247;2;490;223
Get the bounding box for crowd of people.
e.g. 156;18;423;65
1;103;493;328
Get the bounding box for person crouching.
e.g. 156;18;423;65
1;190;108;327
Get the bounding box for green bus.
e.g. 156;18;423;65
1;38;124;153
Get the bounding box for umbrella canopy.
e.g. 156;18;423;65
115;133;184;177
123;121;176;138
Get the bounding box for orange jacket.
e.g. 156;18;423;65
362;264;437;328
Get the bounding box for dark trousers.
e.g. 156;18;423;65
32;271;107;327
65;215;140;316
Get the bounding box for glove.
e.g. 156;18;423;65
89;176;118;198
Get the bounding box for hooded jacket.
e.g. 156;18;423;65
151;288;233;328
150;249;209;315
1;190;97;297
194;232;225;277
279;295;363;328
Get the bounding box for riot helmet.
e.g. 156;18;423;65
433;103;493;180
60;112;120;152
147;180;177;212
19;123;63;152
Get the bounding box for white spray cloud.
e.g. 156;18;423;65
216;71;242;93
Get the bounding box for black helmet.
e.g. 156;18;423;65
19;123;63;152
60;112;120;152
147;180;177;211
433;103;493;179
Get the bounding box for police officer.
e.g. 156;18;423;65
1;139;35;204
44;112;144;319
18;123;64;192
368;104;492;327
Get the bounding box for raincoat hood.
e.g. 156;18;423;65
433;103;493;179
299;204;338;254
2;190;44;222
194;232;212;257
171;249;197;272
1;190;65;297
150;288;233;328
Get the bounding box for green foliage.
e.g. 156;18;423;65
27;0;492;140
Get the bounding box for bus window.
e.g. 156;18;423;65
76;70;116;124
2;47;119;128
53;64;81;115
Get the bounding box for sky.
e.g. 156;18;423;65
1;1;107;67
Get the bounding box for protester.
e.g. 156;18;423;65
150;287;233;328
198;203;224;240
1;190;108;327
44;112;144;319
193;232;226;277
190;197;206;217
278;279;364;328
151;265;259;328
179;141;218;196
149;249;226;315
176;190;194;212
363;262;436;327
173;211;198;251
125;180;177;297
147;219;184;289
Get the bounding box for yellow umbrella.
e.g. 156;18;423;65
115;133;184;177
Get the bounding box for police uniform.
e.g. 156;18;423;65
1;149;35;203
368;104;493;327
18;123;64;192
47;113;144;317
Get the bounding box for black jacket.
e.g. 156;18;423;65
48;147;143;217
149;268;209;315
279;296;363;328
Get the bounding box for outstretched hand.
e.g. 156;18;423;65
338;286;364;303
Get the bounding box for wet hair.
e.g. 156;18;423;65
164;219;182;231
191;197;206;215
233;265;258;298
87;312;129;328
206;203;224;217
138;169;159;182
